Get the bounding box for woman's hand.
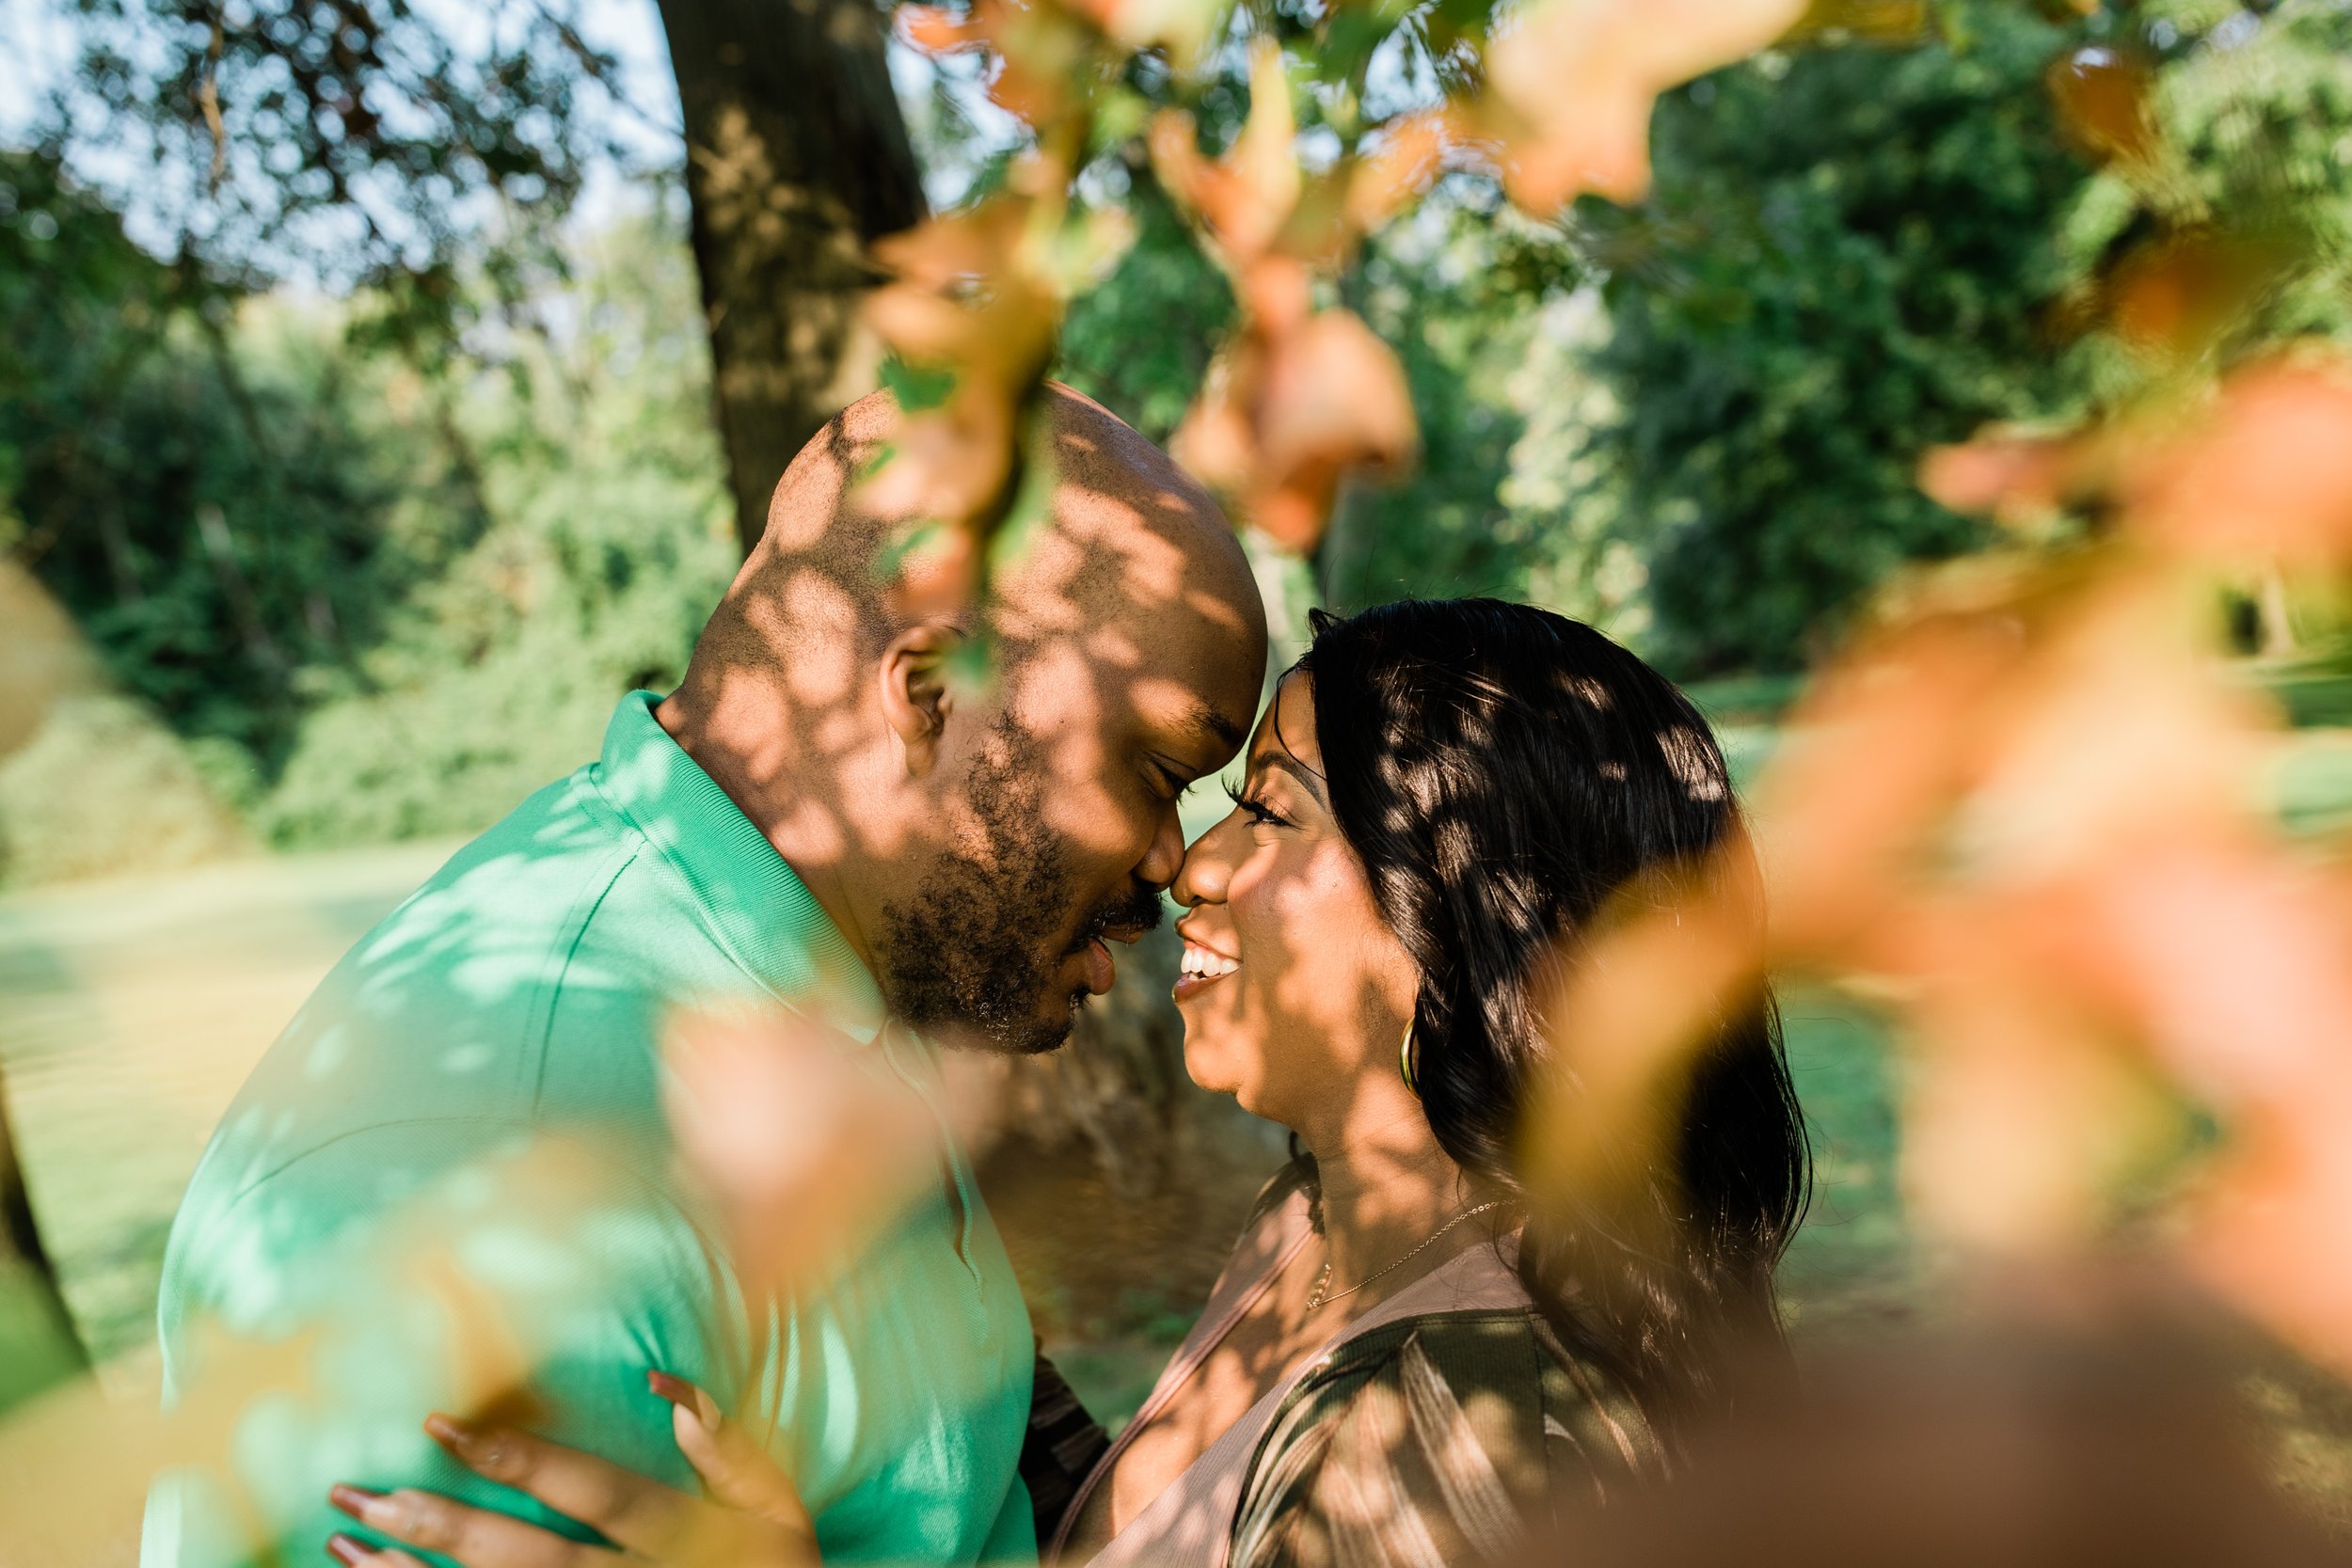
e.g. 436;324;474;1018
326;1372;818;1568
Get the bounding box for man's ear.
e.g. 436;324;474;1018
879;623;961;778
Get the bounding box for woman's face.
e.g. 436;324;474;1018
1170;674;1420;1130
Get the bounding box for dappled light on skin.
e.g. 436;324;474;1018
656;381;1261;1049
1070;672;1492;1559
1172;677;1418;1135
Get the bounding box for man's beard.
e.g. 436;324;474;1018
877;714;1164;1055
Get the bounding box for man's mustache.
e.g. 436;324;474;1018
1066;884;1167;953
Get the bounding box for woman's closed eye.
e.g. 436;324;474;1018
1223;782;1293;830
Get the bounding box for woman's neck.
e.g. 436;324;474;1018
1302;1104;1470;1297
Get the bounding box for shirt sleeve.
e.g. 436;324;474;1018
143;1118;744;1568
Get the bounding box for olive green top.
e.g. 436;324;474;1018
1228;1306;1663;1568
1052;1174;1661;1568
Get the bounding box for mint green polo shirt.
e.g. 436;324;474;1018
142;692;1036;1568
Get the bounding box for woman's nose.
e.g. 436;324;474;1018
1171;816;1237;907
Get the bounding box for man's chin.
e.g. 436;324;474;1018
930;991;1088;1057
1001;990;1089;1056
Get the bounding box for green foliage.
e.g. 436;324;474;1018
1056;169;1235;444
0;148;420;767
2060;1;2352;395
1593;9;2096;673
1;154;734;860
1325;198;1607;617
257;211;738;847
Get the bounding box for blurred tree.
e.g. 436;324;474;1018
44;0;922;554
1318;197;1593;616
257;206;739;848
0;147;410;769
0;1084;87;1414
1590;6;2095;673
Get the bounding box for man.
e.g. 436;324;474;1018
143;384;1268;1567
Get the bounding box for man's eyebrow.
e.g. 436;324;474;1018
1182;701;1246;752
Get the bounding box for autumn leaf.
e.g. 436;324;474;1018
1463;0;1807;212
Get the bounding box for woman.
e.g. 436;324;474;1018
326;599;1810;1568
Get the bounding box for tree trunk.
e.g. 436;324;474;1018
654;0;928;556
2255;568;2298;659
0;1069;88;1411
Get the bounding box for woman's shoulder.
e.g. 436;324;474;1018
1321;1307;1661;1485
1231;1307;1663;1568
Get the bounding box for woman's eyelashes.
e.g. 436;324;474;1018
1222;779;1293;829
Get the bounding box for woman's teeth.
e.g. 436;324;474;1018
1180;942;1240;979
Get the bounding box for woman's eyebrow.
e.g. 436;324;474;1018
1256;752;1328;805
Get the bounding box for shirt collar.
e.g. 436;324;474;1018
593;690;884;1042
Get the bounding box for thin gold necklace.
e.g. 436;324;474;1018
1305;1200;1505;1313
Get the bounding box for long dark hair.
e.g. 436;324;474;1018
1291;598;1809;1436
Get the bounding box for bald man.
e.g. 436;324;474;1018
144;386;1268;1568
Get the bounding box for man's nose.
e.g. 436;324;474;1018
1136;800;1187;891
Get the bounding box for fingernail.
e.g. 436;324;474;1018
326;1530;375;1564
647;1370;719;1432
326;1484;382;1524
424;1412;475;1451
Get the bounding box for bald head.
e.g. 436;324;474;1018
689;382;1262;688
660;382;1267;1053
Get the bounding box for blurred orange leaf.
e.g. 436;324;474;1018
859;182;1068;535
1174;303;1417;552
2128;356;2352;566
663;1006;942;1300
2047;45;2157;167
1465;0;1806;212
1150;41;1302;271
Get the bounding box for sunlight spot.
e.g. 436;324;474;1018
780;570;859;705
1657;725;1727;801
303;1025;352;1080
440;1042;493;1074
1083;625;1144;667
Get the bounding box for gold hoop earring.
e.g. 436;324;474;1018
1400;1020;1421;1097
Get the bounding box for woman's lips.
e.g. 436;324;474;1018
1173;939;1240;1001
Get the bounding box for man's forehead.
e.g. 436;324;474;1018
1129;673;1250;761
1002;481;1252;632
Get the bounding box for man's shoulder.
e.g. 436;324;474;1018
388;763;639;941
179;768;701;1227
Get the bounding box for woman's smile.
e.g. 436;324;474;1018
1172;927;1240;998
